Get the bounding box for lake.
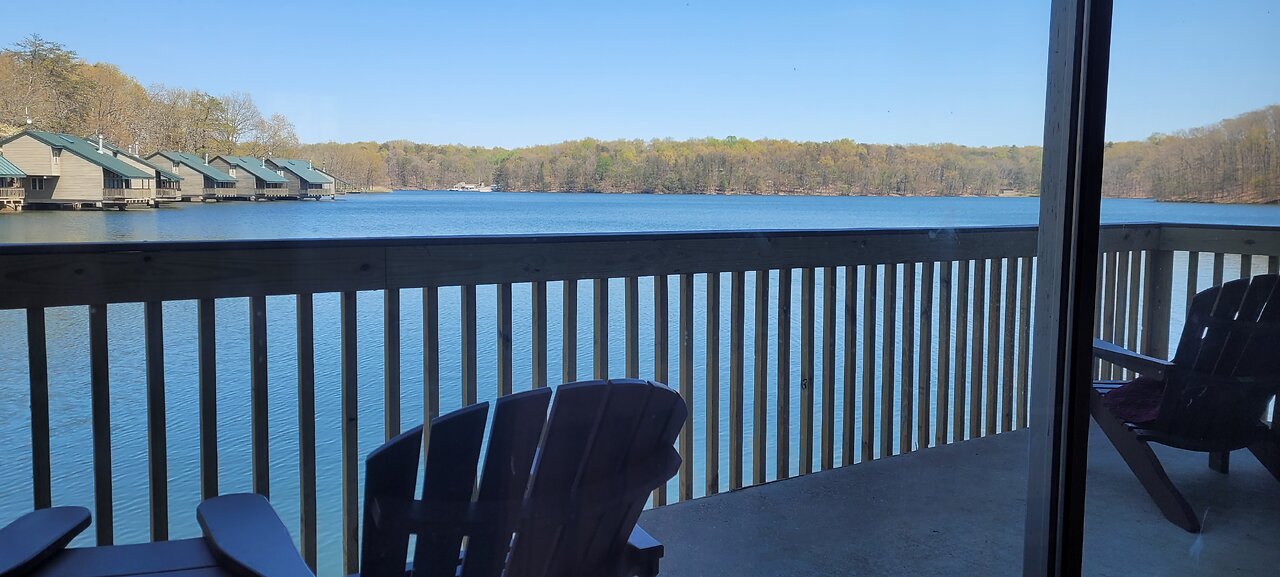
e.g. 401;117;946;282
1;192;1276;576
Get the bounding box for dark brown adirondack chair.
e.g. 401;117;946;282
1092;273;1280;532
358;378;686;577
0;494;311;577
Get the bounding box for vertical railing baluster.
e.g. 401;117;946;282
26;308;51;510
900;263;915;454
1112;252;1130;380
531;282;548;388
625;277;639;379
197;299;218;500
1093;255;1105;379
89;303;113;545
841;265;856;465
461;285;478;406
754;270;771;483
1125;253;1142;379
1212;252;1224;287
250;296;269;497
937;262;953;446
985;259;1001;436
423;287;441;417
679;273;694;500
881;263;896;458
1001;259;1017;433
953;262;970;442
821;267;836;468
340;291;359;575
1186;252;1200;313
776;269;792;477
144;301;168;540
1101;252;1118;379
296;293;317;571
917;262;934;449
1268;256;1278;275
384;288;401;438
1140;250;1174;365
654;275;670;503
1239;254;1252;280
729;271;745;489
969;259;985;440
800;268;815;473
1016;257;1033;429
498;283;513;396
860;265;878;462
563;280;578;384
706;272;722;494
593;278;608;379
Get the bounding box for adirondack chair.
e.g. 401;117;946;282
358;378;686;577
0;494;311;577
1091;273;1280;533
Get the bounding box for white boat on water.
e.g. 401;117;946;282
448;181;493;192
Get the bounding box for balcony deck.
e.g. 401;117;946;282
639;425;1280;576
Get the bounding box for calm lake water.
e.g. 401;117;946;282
1;192;1276;576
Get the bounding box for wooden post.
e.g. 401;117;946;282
197;299;218;500
707;272;722;494
754;270;771;483
730;271;745;488
144;301;168;540
842;265;857;465
861;265;878;462
384;288;401;437
340;292;359;575
593;278;608;379
821;267;836;468
777;269;793;477
679;273;694;499
89;304;113;545
498;283;513;395
461;285;477;406
532;281;548;388
26;308;51;510
1141;250;1175;361
296;293;318;571
800;268;816;472
249;295;269;497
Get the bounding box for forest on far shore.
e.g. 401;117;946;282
2;35;1276;203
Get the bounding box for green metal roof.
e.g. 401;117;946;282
216;155;288;184
151;151;237;184
94;140;182;182
268;158;332;185
0;155;25;178
18;131;154;180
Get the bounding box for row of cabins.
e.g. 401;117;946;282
0;130;339;211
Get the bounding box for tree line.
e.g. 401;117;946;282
2;35;1275;202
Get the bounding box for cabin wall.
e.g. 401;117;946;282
43;156;105;202
1;135;57;176
210;158;259;192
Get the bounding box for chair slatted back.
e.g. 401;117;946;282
1162;274;1280;440
358;379;684;577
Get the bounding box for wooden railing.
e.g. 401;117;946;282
0;186;23;199
2;223;1277;576
103;187;155;201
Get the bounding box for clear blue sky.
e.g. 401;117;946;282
6;0;1276;147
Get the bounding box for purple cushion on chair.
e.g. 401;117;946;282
1101;376;1165;424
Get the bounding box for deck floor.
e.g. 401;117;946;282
639;425;1280;576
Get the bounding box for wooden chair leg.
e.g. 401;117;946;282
1209;451;1230;474
1248;437;1280;482
1090;390;1201;533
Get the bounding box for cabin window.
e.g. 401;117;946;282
51;149;60;165
173;162;180;171
30;178;45;191
229;167;237;177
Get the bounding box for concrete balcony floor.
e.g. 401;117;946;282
639;425;1280;576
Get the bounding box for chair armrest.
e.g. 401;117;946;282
197;494;312;577
0;506;90;577
1092;339;1172;380
622;524;663;577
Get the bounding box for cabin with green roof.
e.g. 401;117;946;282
266;158;335;199
0;153;26;211
0;130;156;208
210;155;289;200
148;151;239;201
96;141;184;202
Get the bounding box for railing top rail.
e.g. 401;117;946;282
0;222;1270;310
0;222;1161;256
